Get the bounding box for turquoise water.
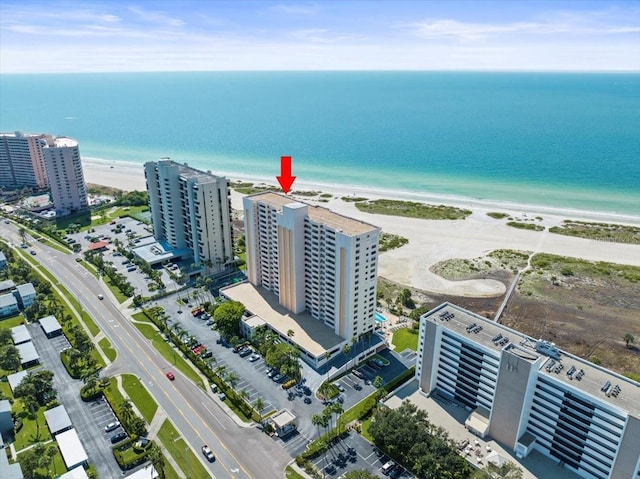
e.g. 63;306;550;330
1;72;639;215
375;312;387;323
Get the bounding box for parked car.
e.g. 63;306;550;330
238;348;252;358
248;353;260;362
370;358;385;368
202;445;215;462
30;250;36;255
166;371;175;380
110;432;128;444
304;397;312;404
272;373;284;382
334;382;346;392
104;421;120;432
352;369;364;379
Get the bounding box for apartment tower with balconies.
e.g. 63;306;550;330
243;192;380;342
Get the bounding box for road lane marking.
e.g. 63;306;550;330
202;402;227;431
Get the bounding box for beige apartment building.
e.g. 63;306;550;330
42;136;88;215
242;192;380;343
144;159;233;274
0;131;49;189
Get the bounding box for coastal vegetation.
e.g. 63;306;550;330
378;232;409;252
432;249;530;280
230;181;273;195
549;219;640;245
486;212;509;219
506;221;545;232
342;196;369;202
353;199;472;220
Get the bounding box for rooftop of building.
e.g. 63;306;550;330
39;315;62;334
246;191;379;236
0;293;18;307
221;282;345;358
423;303;640;417
47;136;78;148
16;283;36;297
0;279;16;291
11;324;31;344
149;159;226;184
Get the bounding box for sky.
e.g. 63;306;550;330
1;0;639;73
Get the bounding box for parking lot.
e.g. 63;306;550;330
28;322;123;478
307;430;412;478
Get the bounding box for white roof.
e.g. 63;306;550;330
16;342;39;364
16;283;36;297
7;371;28;392
39;315;62;334
125;465;159;479
58;467;89;479
0;293;18;308
57;429;88;469
11;324;31;344
44;404;72;435
270;409;296;428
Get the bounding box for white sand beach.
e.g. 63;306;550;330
83;157;640;297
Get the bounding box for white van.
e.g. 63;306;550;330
382;461;395;475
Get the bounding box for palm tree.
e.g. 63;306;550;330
254;397;265;414
119;399;134;427
18;227;27;245
147;443;166;479
82;371;100;392
287;329;295;339
226;372;238;388
373;375;383;389
311;413;325;439
239;388;250;404
342;343;351;370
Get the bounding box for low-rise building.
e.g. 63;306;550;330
11;324;31;344
0;279;15;294
15;283;36;308
44;404;73;436
16;342;39;368
0;251;7;270
56;429;89;470
39;315;63;338
7;371;28;393
0;293;19;317
0;447;23;479
269;409;297;437
0;399;13;439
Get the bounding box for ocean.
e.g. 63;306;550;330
1;71;639;216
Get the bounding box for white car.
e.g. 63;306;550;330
202;445;215;462
104;421;120;432
248;353;260;362
98;294;104;300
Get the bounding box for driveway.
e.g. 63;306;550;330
28;322;122;478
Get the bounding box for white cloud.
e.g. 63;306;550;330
272;4;319;15
404;14;640;42
127;6;185;27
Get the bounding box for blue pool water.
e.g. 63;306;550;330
375;312;387;323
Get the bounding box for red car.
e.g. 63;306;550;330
166;371;175;380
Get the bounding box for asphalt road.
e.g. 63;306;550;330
1;223;291;479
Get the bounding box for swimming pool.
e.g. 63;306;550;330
375;311;387;323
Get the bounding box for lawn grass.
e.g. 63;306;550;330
285;465;306;479
98;337;117;362
121;374;158;423
361;416;374;442
157;419;211;479
0;313;27;330
354;199;472;220
107;377;126;407
222;396;251;423
13;404;51;451
0;382;13;399
132;322;205;390
103;275;130;303
391;328;418;352
162;458;180;479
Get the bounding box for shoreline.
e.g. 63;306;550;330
82;156;640;297
82;156;640;226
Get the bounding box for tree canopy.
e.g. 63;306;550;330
213;300;245;339
14;370;57;408
368;400;471;479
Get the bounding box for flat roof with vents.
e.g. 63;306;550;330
246;191;379;236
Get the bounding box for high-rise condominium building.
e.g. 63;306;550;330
144;159;233;274
41;136;89;215
0;131;48;189
243;192;380;341
416;303;640;479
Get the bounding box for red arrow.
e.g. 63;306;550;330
276;155;296;194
